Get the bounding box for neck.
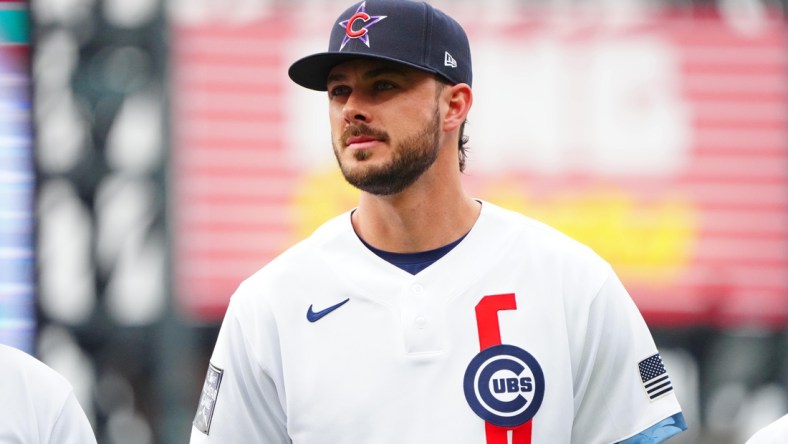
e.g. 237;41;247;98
351;161;480;253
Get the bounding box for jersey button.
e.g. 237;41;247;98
412;284;424;295
414;315;427;328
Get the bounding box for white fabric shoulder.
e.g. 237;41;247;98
746;414;788;444
238;211;354;285
481;201;608;260
0;344;97;444
480;200;614;291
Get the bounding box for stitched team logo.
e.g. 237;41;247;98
337;2;387;50
463;344;545;428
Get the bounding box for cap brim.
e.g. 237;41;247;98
288;51;441;91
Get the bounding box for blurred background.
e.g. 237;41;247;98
0;0;785;442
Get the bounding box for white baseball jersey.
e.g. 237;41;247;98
746;414;788;444
0;344;97;444
191;201;683;444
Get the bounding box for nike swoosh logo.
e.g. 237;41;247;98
306;298;350;323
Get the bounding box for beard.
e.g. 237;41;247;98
333;106;442;196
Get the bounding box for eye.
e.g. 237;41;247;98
329;85;351;98
374;80;396;91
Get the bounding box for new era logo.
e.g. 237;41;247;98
444;51;457;68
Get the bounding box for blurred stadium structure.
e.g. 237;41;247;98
0;1;33;353
0;0;779;442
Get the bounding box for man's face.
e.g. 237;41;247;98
326;59;444;196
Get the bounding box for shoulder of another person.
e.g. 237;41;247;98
0;344;75;414
746;414;788;444
0;345;73;387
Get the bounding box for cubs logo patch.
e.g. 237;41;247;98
463;344;545;428
193;363;223;435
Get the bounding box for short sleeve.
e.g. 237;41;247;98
571;271;684;444
49;391;98;444
189;290;290;443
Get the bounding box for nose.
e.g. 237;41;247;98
342;92;370;124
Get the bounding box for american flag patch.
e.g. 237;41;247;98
638;353;673;401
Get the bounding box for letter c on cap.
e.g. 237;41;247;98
345;12;371;38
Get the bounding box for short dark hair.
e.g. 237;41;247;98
435;76;469;172
458;120;469;173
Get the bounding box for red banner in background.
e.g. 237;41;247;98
172;6;787;328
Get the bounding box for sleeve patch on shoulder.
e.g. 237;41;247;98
638;353;674;401
194;363;224;435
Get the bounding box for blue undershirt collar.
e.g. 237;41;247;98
359;234;467;275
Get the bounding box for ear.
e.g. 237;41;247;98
443;83;473;133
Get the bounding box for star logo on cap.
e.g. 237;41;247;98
337;2;387;50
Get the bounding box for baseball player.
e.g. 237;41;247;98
190;1;687;443
0;344;97;443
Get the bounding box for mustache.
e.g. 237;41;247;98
341;124;390;146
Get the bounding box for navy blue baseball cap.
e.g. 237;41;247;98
288;0;472;91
